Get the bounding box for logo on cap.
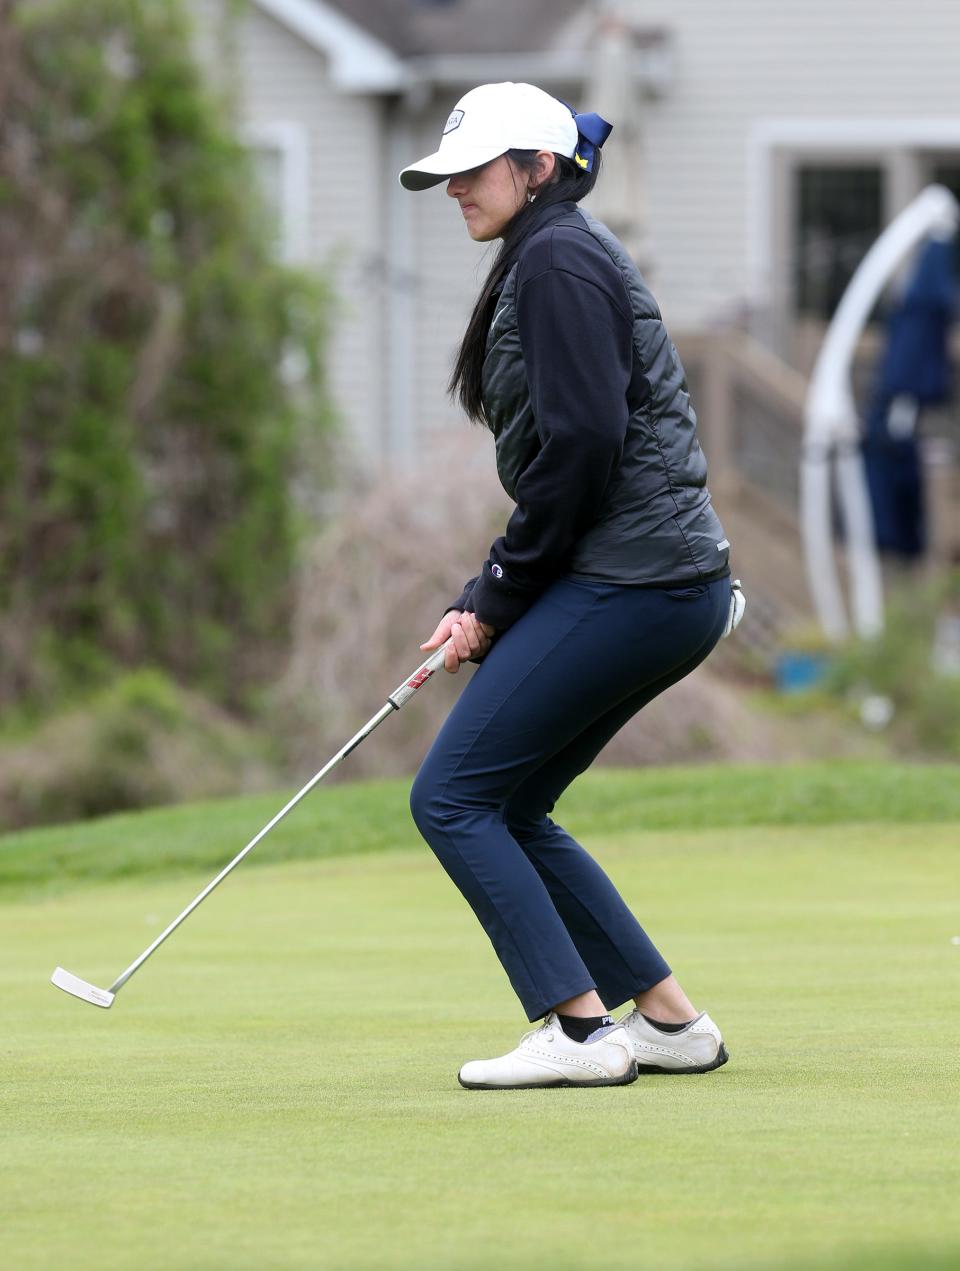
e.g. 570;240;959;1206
443;109;465;135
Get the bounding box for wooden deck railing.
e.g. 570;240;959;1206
675;329;959;651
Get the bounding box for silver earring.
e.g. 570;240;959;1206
527;190;537;204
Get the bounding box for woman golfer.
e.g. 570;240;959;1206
403;82;738;1090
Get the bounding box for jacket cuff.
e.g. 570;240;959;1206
468;564;535;630
444;575;479;616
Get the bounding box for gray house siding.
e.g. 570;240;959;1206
621;0;960;337
193;0;960;458
194;0;391;455
240;6;387;455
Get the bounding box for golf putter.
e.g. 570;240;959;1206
52;640;455;1009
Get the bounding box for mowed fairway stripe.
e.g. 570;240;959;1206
2;823;959;1271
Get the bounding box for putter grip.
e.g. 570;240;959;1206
387;643;450;709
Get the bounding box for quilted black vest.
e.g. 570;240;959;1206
480;207;730;585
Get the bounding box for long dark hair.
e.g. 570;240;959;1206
449;149;601;423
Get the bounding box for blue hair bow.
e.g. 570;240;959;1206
572;111;613;172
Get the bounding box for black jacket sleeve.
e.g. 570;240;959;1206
465;227;634;629
445;575;479;615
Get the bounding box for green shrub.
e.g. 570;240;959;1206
0;669;278;830
826;572;960;755
0;0;333;715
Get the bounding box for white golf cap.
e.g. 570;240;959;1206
399;82;579;191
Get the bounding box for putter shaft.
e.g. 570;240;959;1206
53;642;451;1006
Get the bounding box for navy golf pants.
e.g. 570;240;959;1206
409;574;730;1021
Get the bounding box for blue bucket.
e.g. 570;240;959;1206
775;652;830;694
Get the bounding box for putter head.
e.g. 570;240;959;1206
51;966;115;1009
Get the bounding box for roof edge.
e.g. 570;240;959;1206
409;43;671;95
408;50;587;89
250;3;672;99
253;0;410;91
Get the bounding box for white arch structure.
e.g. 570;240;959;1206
802;184;959;641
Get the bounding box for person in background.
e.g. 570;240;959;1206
401;82;742;1090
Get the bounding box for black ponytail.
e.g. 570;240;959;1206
448;149;602;424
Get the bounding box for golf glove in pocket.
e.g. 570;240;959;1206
722;579;746;638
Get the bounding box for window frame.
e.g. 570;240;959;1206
747;119;960;356
241;120;310;264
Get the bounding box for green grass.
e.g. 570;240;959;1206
3;762;960;895
2;766;959;1269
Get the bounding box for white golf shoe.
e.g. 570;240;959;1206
617;1009;729;1074
458;1014;638;1090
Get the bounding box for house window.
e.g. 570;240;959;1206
242;122;309;264
794;165;885;319
929;159;960;200
929;160;960;275
250;144;286;254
